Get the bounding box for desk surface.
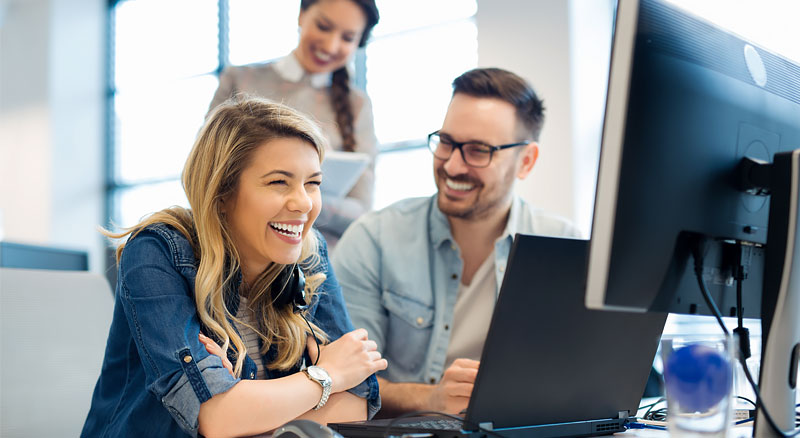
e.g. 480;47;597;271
616;426;752;437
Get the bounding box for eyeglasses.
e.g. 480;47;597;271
427;131;531;168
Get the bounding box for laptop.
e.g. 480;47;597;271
329;235;667;438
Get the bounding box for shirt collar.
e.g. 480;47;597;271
274;52;332;89
428;194;523;249
498;196;523;245
429;195;453;248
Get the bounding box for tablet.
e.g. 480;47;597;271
320;151;370;199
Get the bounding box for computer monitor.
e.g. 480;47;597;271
0;241;89;271
585;0;800;435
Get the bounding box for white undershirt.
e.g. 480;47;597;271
444;253;497;369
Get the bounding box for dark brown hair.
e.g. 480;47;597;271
301;0;380;152
452;67;546;141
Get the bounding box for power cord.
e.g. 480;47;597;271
639;398;668;422
692;240;800;437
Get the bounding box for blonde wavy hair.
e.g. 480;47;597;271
106;95;329;375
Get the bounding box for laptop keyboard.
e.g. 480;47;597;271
397;419;463;430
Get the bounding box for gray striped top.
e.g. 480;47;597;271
233;296;267;380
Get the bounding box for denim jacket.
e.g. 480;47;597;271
82;223;380;437
332;195;580;385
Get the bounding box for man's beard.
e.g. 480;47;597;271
436;168;515;221
436;170;488;220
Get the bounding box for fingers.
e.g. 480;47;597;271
444;381;474;398
372;358;388;373
348;327;369;340
443;365;478;384
199;333;234;377
363;339;377;352
446;397;470;415
451;358;480;369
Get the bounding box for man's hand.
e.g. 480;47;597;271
427;358;480;414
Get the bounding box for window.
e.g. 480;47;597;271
110;0;221;227
366;0;478;207
107;0;478;228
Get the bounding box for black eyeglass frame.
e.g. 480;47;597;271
427;131;532;168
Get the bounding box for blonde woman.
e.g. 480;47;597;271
82;96;386;438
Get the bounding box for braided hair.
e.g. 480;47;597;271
300;0;379;152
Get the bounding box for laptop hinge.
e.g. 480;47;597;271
478;422;494;431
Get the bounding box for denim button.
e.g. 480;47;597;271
250;372;255;379
183;355;192;363
416;317;424;326
429;377;436;384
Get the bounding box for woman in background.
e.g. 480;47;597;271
82;96;386;437
209;0;380;247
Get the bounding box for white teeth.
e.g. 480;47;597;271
445;178;475;191
269;222;304;237
314;50;331;61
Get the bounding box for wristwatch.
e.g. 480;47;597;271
303;365;332;410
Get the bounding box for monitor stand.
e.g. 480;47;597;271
743;151;800;436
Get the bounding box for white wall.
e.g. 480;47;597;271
0;0;608;272
0;0;105;272
476;0;613;237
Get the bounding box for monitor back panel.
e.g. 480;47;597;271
466;235;667;429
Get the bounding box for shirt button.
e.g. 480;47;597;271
444;324;450;330
183;355;192;363
429;377;436;384
451;274;458;280
416;317;424;326
250;372;255;379
499;265;505;273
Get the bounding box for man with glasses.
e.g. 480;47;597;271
332;67;580;415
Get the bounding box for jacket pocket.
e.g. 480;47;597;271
381;289;434;373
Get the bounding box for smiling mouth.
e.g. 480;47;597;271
269;222;304;239
445;178;476;192
313;49;332;62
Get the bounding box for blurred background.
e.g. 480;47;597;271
2;2;800;434
1;0;798;277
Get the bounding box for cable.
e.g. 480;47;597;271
733;243;752;360
382;410;506;438
626;421;667;430
736;395;757;408
640;398;668;422
637;397;665;412
692;241;800;437
300;313;321;366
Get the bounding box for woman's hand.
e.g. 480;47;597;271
308;328;387;394
199;333;235;377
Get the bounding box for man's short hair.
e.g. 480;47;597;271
452;68;545;141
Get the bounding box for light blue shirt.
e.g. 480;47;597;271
332;195;580;385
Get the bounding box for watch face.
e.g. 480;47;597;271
307;366;329;381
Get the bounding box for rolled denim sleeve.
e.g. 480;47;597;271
119;230;239;436
308;230;381;419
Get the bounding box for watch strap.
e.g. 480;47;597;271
303;367;332;410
